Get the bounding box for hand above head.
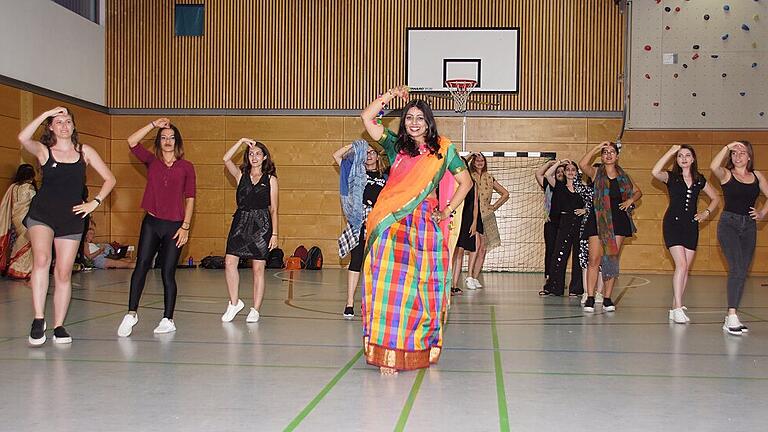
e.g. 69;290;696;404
153;118;171;128
390;85;410;101
46;106;68;118
727;141;746;151
670;144;681;153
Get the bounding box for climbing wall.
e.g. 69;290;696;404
628;0;767;129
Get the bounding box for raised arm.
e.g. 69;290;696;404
73;145;116;218
710;142;743;184
18;107;67;163
223;138;253;181
580;142;608;180
543;159;564;187
268;176;279;250
127;118;169;148
749;171;768;221
332;143;353;165
535;159;557;188
491;179;510;211
651;145;680;183
360;85;409;141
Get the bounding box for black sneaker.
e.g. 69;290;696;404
602;297;616;312
28;318;46;346
53;326;72;344
583;297;595;313
451;287;463;296
343;306;354;319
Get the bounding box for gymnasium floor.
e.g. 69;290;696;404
0;268;766;432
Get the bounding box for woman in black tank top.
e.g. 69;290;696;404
711;140;768;335
219;139;279;324
18;107;116;346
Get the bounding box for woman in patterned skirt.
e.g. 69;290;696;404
220;139;279;324
360;85;473;374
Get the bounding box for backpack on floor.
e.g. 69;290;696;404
266;248;285;269
200;255;226;269
305;246;323;270
292;245;308;269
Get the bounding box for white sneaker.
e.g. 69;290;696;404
246;308;260;323
465;277;478;290
580;292;588;305
471;277;483;288
221;299;245;322
723;315;743;335
117;313;138;337
668;306;690;322
671;308;689;324
153;318;176;334
731;314;748;332
595;292;604;305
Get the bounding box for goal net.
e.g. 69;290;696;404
461;151;556;272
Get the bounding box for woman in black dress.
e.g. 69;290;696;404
652;145;719;323
451;156;483;295
579;142;642;313
220;139;279;323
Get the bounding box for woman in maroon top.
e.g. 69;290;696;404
117;118;196;337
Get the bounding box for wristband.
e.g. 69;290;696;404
271;233;278;237
93;197;102;206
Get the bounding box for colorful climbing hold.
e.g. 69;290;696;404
692;53;700;60
723;5;730;11
722;33;729;40
644;73;651;79
753;63;759;68
665;6;671;12
644;45;652;51
693;44;700;50
665;26;671;30
675;6;681;12
704;14;710;20
673;73;679;78
653;102;660;107
683;64;689;69
692;92;697;97
711;54;720;59
722;73;727;78
760;112;765;117
740;92;746;96
701;112;707;117
742;24;751;31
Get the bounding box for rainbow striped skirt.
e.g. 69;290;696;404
362;198;449;370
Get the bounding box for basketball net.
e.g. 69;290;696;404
445;79;477;113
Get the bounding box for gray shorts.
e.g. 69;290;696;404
25;217;83;240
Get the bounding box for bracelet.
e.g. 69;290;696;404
271;234;278;237
180;226;190;231
151;121;156;128
93;197;102;206
704;208;711;214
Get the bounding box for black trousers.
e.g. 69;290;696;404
128;214;183;318
543;216;560;279
717;211;757;309
544;213;583;296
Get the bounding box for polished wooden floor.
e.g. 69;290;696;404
1;268;767;431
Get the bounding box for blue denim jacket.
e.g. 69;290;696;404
339;140;369;234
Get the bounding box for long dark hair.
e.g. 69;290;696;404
396;99;441;158
671;144;703;181
725;140;754;172
39;107;81;153
241;141;277;177
468;152;488;175
12;164;37;191
153;124;185;160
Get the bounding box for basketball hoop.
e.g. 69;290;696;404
445;79;477;113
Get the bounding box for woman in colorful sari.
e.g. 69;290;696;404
579;141;642;313
0;164;37;279
360;85;473;374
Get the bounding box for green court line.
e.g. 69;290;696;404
393;368;426;432
283;349;363;432
500;369;768;381
491;306;511;432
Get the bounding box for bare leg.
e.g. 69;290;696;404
224;254;240;305
451;246;465;288
681;248;696;306
346;270;360;306
251;260;266;310
28;225;54;319
471;234;487;279
51;238;79;327
585;236;603;296
668;246;694;309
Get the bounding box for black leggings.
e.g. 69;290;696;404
129;214;183;318
348;227;366;273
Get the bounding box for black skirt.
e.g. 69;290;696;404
225;208;272;260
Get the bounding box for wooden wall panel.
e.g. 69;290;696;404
107;0;624;110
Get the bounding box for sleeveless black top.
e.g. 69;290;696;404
236;172;271;211
722;172;760;215
25;147;86;235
